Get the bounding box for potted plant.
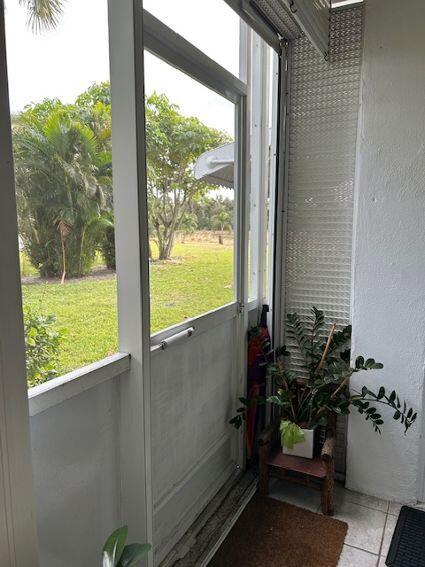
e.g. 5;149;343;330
102;526;151;567
230;307;417;458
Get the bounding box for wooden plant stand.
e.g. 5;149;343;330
258;424;336;516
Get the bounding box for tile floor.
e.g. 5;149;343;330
268;478;423;566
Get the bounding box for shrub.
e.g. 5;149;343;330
23;305;64;388
100;214;116;270
14;102;112;279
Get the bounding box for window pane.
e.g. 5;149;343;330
144;0;240;77
144;52;236;334
5;0;118;387
248;40;278;303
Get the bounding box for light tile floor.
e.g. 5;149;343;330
267;478;418;567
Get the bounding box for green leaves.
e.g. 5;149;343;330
102;526;151;567
286;312;311;362
354;357;384;372
15;99;112;278
23;305;65;388
352;386;417;434
229;307;417;440
19;0;65;33
228;396;267;429
103;527;128;567
280;420;305;450
119;544;152;567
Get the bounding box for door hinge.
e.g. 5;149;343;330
238;302;245;315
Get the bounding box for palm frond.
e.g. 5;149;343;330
19;0;65;33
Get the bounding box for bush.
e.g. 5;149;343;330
23;305;64;388
100;222;116;271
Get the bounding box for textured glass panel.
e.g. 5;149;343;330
283;6;363;473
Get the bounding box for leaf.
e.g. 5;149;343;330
229;416;242;429
393;411;401;420
103;551;114;567
103;526;128;567
118;544;151;567
279;420;305;450
389;391;396;403
355;356;365;369
377;387;385;400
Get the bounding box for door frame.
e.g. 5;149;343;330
143;6;251;467
0;1;39;563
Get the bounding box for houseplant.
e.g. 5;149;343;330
102;526;151;567
230;307;417;458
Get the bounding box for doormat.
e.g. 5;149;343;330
386;506;425;566
209;494;347;567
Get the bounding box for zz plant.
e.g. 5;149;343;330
230;307;417;449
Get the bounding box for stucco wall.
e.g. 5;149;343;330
347;0;425;502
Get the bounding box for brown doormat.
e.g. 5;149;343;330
209;494;348;567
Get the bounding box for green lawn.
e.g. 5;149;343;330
22;241;234;375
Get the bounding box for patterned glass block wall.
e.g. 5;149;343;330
283;6;363;475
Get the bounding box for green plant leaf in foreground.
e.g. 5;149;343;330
119;543;152;567
103;526;128;567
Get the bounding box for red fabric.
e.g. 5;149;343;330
246;320;270;460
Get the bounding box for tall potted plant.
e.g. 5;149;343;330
230;307;417;458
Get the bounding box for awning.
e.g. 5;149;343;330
194;143;235;189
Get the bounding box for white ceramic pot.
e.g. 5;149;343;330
282;427;315;459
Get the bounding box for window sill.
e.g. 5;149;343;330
28;352;130;417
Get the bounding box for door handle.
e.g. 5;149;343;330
150;326;195;353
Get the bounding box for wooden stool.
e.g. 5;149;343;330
258;424;335;516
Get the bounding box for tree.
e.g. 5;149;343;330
180;212;198;243
76;82;111;108
212;208;233;244
14;101;112;278
190;195;234;231
75;83;116;270
146;93;231;260
18;0;65;32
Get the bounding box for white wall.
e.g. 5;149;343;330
30;379;121;566
348;0;425;503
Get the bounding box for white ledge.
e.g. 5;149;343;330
28;352;130;417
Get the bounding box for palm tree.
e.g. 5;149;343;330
14;105;112;278
212;209;232;245
180;213;198;243
18;0;64;33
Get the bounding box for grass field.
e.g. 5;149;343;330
22;240;234;375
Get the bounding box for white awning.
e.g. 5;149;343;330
194;143;235;188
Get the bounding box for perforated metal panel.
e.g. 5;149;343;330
251;0;301;40
283;6;363;474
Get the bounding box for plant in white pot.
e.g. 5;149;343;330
230;307;417;458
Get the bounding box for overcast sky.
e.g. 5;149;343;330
5;0;239;135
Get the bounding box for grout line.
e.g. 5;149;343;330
343;543;379;557
376;512;388;559
337;495;389;514
345;501;388;514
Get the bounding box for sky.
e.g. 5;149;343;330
4;0;239;135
